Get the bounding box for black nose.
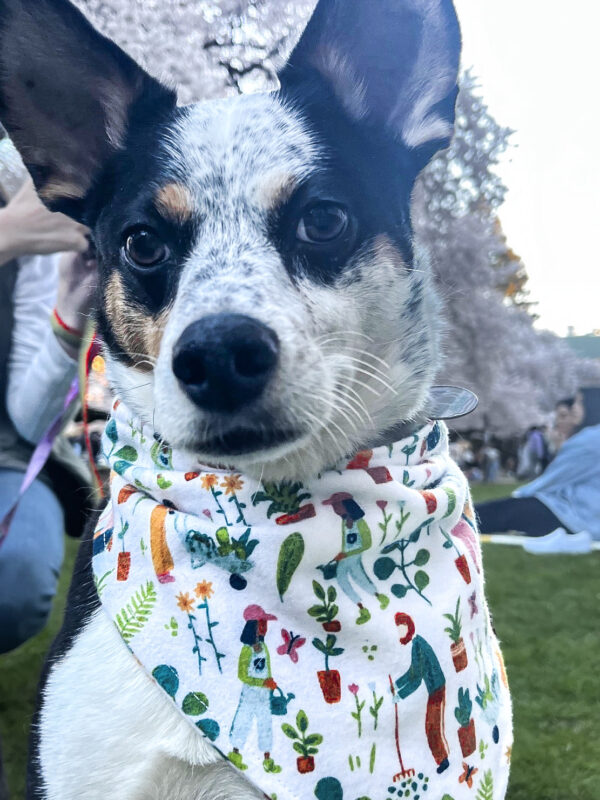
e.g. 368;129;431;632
172;313;279;413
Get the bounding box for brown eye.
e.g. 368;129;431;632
124;227;168;267
296;203;349;244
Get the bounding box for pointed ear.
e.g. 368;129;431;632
0;0;176;218
279;0;461;169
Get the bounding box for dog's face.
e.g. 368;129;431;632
0;0;461;479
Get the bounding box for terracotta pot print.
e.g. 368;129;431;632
275;503;316;525
458;718;476;757
451;638;468;672
117;551;131;581
454;554;472;584
297;756;315;774
322;621;341;633
317;670;341;704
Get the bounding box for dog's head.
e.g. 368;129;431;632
0;0;460;479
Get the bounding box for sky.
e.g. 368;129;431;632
453;0;599;337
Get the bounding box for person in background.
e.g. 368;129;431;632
476;390;600;553
0;174;95;656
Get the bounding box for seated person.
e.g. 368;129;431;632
0;174;93;654
476;390;600;553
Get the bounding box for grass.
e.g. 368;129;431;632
1;484;599;799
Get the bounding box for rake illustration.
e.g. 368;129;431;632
388;674;415;781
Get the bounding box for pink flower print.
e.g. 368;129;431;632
202;509;212;520
348;683;359;695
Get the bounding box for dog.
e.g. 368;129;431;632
0;1;512;798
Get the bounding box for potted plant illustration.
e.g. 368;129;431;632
282;710;323;773
443;597;468;672
251;481;316;525
454;688;476;757
116;520;131;581
308;581;341;632
312;634;344;703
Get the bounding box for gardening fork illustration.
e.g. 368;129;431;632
388;674;415;781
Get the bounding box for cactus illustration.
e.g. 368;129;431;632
455;688;476;757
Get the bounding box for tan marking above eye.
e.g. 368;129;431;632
154;182;194;224
253;172;298;212
105;272;169;372
372;234;407;269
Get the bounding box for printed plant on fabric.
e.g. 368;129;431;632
92;399;513;800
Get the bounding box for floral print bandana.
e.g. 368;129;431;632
93;399;512;800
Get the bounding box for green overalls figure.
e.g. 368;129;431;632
323;493;388;624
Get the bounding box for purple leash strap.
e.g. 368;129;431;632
0;376;79;546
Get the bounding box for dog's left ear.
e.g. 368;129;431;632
279;0;461;170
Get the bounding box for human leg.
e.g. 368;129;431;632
0;469;64;653
475;496;570;537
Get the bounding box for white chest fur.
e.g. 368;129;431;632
38;609;263;800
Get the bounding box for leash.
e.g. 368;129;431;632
0;324;104;547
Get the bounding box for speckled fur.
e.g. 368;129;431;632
112;93;442;480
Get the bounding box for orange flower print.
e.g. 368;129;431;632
221;474;243;495
195;580;214;600
458;762;478;788
201;473;219;490
176;591;194;613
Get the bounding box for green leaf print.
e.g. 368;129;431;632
296;710;309;733
413;548;430;566
182;691;209;716
414;570;430;591
281;723;299;739
115;581;157;643
196;718;220;741
276;532;305;601
443;487;457;518
152;664;179;698
114;445;138;462
105;418;118;443
476;769;494;800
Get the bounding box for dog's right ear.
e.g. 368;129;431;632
0;0;176;219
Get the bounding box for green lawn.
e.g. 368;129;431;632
1;484;599;799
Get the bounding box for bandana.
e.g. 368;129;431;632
93;399;512;800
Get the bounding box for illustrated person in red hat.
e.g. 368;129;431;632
322;492;389;624
228;604;281;774
392;612;450;774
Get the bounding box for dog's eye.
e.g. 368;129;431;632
124;227;169;268
296;203;349;244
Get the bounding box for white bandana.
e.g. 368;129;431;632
93;399;512;800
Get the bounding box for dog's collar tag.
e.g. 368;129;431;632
426;385;479;420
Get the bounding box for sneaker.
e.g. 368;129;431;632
377;593;390;610
356;606;371;625
263;757;282;773
228;751;248;771
522;527;592;555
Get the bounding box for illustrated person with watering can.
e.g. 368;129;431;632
392;612;450;774
322;492;389;624
229;604;282;774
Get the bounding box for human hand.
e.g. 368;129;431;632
0;175;89;263
264;678;277;690
54;250;98;336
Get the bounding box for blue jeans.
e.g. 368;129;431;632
0;468;64;653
